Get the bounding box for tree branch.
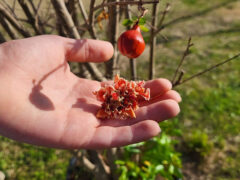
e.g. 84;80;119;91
155;2;170;35
125;2;137;80
12;0;17;11
0;31;6;43
39;0;54;29
173;53;240;87
0;15;19;39
106;148;118;180
31;0;46;34
0;3;31;37
51;0;106;81
65;0;80;29
105;0;120;79
0;0;18;19
77;0;88;25
173;70;184;87
172;37;193;84
51;0;81;38
28;0;37;13
78;63;92;79
84;63;107;81
79;150;96;171
87;150;110;180
94;0;159;11
148;2;158;80
88;0;98;39
66;150;96;180
17;0;43;35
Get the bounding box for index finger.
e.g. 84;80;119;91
144;78;172;98
64;38;114;63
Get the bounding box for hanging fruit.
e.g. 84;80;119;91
117;23;145;59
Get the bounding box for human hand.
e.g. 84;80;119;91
0;35;181;149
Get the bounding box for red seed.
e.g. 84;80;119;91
112;92;119;101
93;75;150;120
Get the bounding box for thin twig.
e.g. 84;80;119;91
66;150;96;180
137;0;148;20
51;0;80;38
36;0;43;12
41;1;53;25
28;0;37;12
127;6;168;42
84;63;107;81
87;150;110;180
128;8;155;30
0;31;6;43
128;6;168;42
174;53;240;87
79;0;160;38
154;0;237;36
0;15;18;39
77;0;88;25
12;0;17;11
79;150;95;171
148;2;158;80
172;37;193;84
125;0;137;80
66;0;80;29
78;0;105;37
33;0;46;34
0;0;18;19
51;0;106;81
88;0;98;39
105;0;120;79
0;3;31;37
157;3;170;29
66;150;79;180
77;63;91;79
106;148;118;180
94;0;159;11
17;0;42;34
173;70;184;87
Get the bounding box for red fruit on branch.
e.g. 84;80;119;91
117;24;145;59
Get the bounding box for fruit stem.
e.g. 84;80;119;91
134;20;139;26
134;8;148;27
132;23;140;31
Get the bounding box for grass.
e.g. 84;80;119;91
0;137;71;180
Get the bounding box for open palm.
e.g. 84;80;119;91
0;35;180;149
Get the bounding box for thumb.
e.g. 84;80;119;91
65;38;114;63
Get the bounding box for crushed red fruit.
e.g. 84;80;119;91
93;75;150;119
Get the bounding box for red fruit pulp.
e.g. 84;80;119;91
118;24;145;58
